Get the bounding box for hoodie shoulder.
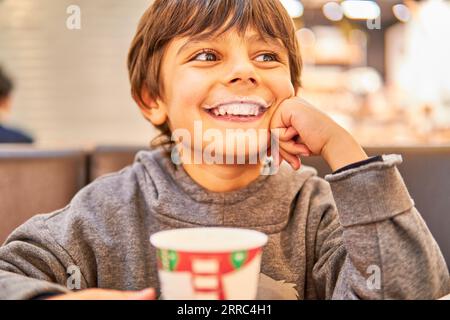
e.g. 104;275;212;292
60;149;166;217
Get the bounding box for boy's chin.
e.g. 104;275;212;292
197;147;269;165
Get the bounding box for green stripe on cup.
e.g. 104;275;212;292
231;250;248;269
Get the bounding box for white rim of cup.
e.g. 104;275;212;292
150;227;268;253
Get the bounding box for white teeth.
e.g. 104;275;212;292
209;103;262;116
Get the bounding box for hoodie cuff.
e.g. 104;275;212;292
324;154;415;227
332;155;383;175
0;270;70;300
30;292;65;300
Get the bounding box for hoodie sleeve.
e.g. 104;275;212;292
0;162;152;300
310;154;450;299
0;208;76;300
0;176;108;300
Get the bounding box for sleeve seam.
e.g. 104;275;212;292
40;215;89;289
341;206;414;228
40;201;130;289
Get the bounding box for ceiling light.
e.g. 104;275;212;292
341;0;381;20
322;2;344;21
280;0;304;18
393;3;411;22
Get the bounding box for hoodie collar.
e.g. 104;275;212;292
137;148;316;233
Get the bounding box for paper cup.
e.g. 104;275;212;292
150;227;268;300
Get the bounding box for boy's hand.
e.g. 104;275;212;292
47;288;156;300
269;96;368;171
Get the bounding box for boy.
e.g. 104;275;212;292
0;0;448;300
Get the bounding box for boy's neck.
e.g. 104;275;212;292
181;162;264;193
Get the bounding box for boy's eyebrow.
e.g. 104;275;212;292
176;33;286;57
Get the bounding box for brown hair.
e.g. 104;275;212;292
127;0;302;148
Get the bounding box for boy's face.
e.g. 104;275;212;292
145;27;295;159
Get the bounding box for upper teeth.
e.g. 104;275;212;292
210;103;263;116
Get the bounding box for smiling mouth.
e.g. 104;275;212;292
204;102;269;122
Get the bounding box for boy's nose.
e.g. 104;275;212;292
224;54;260;87
229;74;257;86
230;76;257;84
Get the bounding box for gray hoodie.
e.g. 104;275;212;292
0;148;448;299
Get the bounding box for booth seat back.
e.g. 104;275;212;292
89;145;147;181
0;148;87;244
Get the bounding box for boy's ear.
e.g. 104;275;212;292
135;88;168;126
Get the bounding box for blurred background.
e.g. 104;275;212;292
0;0;449;146
0;0;154;146
292;0;450;146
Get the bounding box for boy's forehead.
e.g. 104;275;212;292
189;30;277;43
175;29;286;55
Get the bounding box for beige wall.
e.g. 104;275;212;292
0;0;157;146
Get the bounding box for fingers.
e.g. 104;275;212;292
270;136;309;170
279;140;312;157
48;288;156;300
129;288;156;300
279;148;301;170
278;126;298;142
277;127;313;155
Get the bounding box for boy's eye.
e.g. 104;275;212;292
191;50;280;63
192;50;218;62
255;52;279;62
